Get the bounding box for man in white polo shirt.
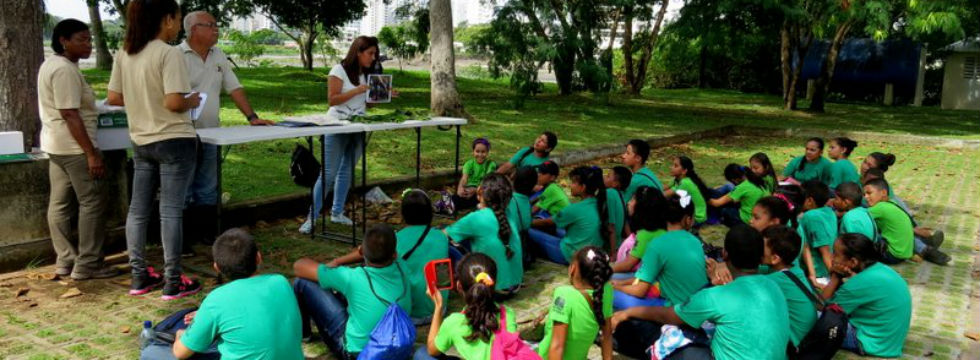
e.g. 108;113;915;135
180;11;274;253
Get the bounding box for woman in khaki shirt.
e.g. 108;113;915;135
106;0;202;300
38;19;118;280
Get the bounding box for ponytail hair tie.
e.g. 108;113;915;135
774;193;796;212
475;272;495;286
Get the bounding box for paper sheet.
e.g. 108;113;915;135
186;92;208;121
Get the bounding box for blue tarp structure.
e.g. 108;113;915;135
800;39;922;100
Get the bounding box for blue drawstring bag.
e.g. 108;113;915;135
358;263;416;360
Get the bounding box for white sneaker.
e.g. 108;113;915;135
330;213;353;226
298;218;314;234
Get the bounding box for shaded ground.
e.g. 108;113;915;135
2;134;977;359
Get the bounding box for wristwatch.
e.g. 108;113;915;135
246;113;259;122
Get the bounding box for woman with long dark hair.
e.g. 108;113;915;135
106;0;202;299
300;36;396;233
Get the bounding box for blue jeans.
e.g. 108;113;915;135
140;340;218;360
611;272;635;281
127;137;197;283
720;206;744;228
413;346;460;360
186;143;218;206
311;133;364;218
613;290;665;311
528;228;569;265
840;323;864;355
293;278;350;359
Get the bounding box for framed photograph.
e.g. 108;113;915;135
367;74;393;103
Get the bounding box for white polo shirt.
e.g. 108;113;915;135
179;41;243;129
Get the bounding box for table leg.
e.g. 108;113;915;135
319;135;326;238
454;125;461;219
360;131;367;246
308;136;315;240
416;127;422;187
215;144;223;235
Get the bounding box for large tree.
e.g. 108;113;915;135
250;0;365;71
619;0;671;95
429;0;467;117
87;0;113;70
0;0;45;150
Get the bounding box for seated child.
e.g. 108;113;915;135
495;131;558;176
782;137;832;185
603;167;630;254
612;194;707;311
445;174;523;296
820;233;911;358
750;152;778;194
531;161;570;217
864;179;950;265
835;182;877;241
612;186;667;277
508;167;537;266
292;224;412;359
537;246;614;360
862;168;946;252
761;225;818;350
418;253;519;360
664;156;710;225
709;164;767;228
529;166;607;265
167;228;303;360
749;196;793;233
610;225;790;360
827;137;861;189
798;180;838;286
453;138;497;211
622;139;663;201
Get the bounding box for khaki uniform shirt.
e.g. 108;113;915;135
37;55;99;155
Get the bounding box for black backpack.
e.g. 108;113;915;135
290;144;321;188
783;271;849;360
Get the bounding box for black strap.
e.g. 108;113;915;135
886;200;916;226
866;210;880;243
401;225;432;260
363;263;408;307
515;202;529;230
782;270;825;310
636;172;656;184
515;147;534;167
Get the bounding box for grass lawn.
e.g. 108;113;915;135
80;66;980;203
2;133;976;359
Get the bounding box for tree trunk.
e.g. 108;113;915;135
88;0;112;70
109;0;127;27
622;9;636;94
429;0;467;118
809;21;852;113
780;22;792;102
0;0;45;150
629;0;669;95
300;26;317;71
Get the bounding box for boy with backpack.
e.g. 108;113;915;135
864;179;950;265
293;224;413;359
167;228;303;360
622;139;664;201
761;225;818;352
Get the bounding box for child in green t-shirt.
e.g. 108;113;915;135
532;161;571;217
418;253;519;360
611;186;667;276
530;166;608;265
761;226;818;350
495;131;558;177
864;179;950;265
537;246;614;360
798;180;838;286
622;139;664;201
826;137;860;189
749;152;778;194
292;224;412;358
709;164;767;228
664;156;711;225
454;138;498;211
834;182;877;242
781;137;832;185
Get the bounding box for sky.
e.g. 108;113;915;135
45;0;118;22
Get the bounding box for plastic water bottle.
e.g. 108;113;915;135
138;320;154;349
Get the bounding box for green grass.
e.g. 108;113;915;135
80;66;980;203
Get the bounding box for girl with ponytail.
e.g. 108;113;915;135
422;253;521;359
664;156;711;224
445;174;524;296
781;137;832;185
529;167;607;265
537;246;614;359
827;137;860;189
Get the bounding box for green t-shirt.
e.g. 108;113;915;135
507;193;532;232
554;198;603;263
316;262;412;353
397;225;450;318
180;274;304;360
827;159;860;189
435;306;518;359
868;201;914;259
840;207;877;242
673;177;707;223
765;268;818;347
674;275;790;360
538;183;571;215
636;230;708;306
605;188;627;247
538;284;614;360
729;180;766;224
463;159;498;187
782;156;832;184
629;228;667;259
447;208;523;290
797;206;838;278
624;167;663;202
764;176;777;194
508;146;548;168
831;263;911;358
